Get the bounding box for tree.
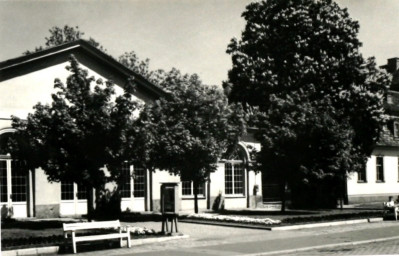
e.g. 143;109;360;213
118;51;153;81
23;25;105;55
10;56;140;219
135;71;246;213
225;0;391;209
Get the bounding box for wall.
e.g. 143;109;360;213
347;147;399;203
151;170;180;212
34;168;61;218
0;61;140;120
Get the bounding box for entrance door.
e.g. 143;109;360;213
0;159;28;218
60;181;87;216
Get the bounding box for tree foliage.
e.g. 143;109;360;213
10;56;140;217
135;70;246;213
118;51;154;81
23;25;105;55
225;0;391;208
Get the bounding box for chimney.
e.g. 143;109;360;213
386;57;399;74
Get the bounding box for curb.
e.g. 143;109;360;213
240;234;399;256
270;217;383;230
1;234;190;256
180;217;384;231
180;219;274;230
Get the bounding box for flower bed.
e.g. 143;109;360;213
186;213;281;225
282;211;383;224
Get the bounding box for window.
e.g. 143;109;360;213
181;180;205;197
225;162;245;195
119;164;146;198
77;184;87;200
224;146;246;196
120;163;131;198
394;122;399;138
358;166;367;182
0;132;13;155
133;167;145;198
0;161;7;202
61;181;87;200
11;161;27;202
376;156;384;182
61;181;74;200
397;157;399;182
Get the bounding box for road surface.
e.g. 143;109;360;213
63;220;399;256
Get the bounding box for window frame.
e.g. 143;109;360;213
181;180;205;198
394;121;399;138
0;160;8;203
119;163;132;198
357;165;367;183
61;181;87;201
397;156;399;183
224;160;246;197
133;166;146;198
376;156;385;183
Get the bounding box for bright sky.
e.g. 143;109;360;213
0;0;398;86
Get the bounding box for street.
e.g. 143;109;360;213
287;239;399;255
62;220;399;256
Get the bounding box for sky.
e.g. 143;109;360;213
0;0;398;86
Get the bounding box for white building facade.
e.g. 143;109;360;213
346;58;399;203
0;40;262;218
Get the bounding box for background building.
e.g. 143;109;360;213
347;57;399;203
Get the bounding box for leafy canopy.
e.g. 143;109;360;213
10;56;140;188
23;25;105;55
135;71;246;182
225;0;391;205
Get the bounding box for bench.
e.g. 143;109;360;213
63;220;131;253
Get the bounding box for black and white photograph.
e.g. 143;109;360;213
1;0;399;255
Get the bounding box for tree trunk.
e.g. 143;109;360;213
87;186;95;222
280;181;286;213
193;180;199;214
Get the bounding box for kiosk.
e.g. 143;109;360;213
160;182;180;234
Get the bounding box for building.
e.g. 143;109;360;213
0;40;262;218
346;57;399;203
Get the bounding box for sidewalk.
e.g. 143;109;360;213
55;220;399;256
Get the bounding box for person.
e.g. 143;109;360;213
385;196;398;220
386;196;396;207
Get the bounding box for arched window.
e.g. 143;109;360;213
0;132;13;155
224;146;247;196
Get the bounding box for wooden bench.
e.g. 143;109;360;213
63;220;131;253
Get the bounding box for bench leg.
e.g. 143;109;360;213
72;231;77;254
174;217;178;233
170;217;174;233
126;227;131;248
119;228;123;247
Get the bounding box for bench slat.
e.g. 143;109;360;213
74;233;129;242
63;220;121;231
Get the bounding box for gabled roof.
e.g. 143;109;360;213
0;39;168;99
